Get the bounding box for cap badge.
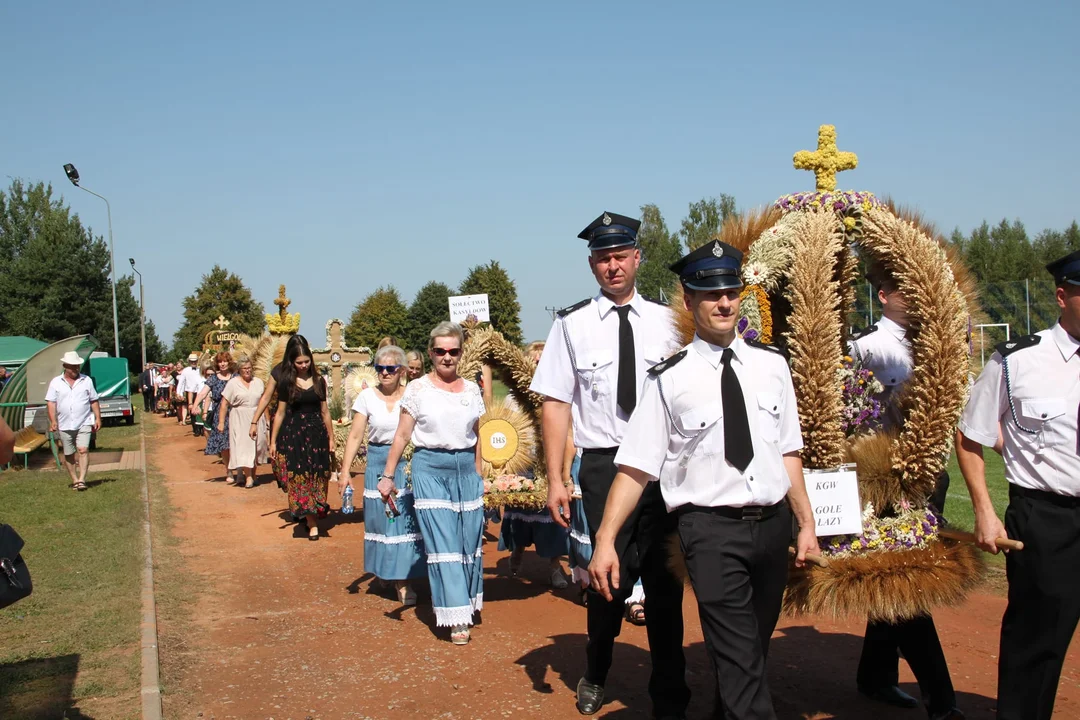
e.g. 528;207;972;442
602;213;612;226
712;242;724;258
1006;342;1016;349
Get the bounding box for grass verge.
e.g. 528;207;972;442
0;466;143;719
942;449;1009;570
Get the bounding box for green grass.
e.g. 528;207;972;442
941;449;1009;567
0;462;144;719
492;378;509;404
93;404;145;451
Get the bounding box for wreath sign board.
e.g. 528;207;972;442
804;467;862;536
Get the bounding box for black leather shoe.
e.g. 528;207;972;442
930;709;965;720
858;684;919;709
575;678;605;715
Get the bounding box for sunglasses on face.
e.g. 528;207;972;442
431;348;461;357
375;364;401;374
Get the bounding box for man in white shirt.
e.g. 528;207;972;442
957;250;1080;720
530;211;688;718
46;352;101;491
849;273;961;720
590;239;818;720
177;353;202;430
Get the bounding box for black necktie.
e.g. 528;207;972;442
616;305;636;416
721;348;754;472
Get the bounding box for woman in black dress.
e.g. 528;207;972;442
269;335;335;540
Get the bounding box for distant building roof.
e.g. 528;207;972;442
0;336;49;367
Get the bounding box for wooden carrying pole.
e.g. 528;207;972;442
940;527;1024;551
789;547;830;568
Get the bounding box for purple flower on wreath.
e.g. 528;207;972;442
737;316;749;334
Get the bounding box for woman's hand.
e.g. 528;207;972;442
340;473;353;495
377;475;395;502
249;422;259;441
269;442;277;459
328;437;336;455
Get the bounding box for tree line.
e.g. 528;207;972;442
0;180;167;368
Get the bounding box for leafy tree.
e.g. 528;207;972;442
172;266;265;355
0;179;168;367
635;204;681;301
458;260;523;346
345;286;410;350
680;194;738;250
407;281;454;353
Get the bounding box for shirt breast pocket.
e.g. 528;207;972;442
679;403;723;456
576;349;614;399
757;392;782;443
1021;398;1068;444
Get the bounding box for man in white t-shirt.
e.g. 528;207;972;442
177;353;203;428
46;352;101;491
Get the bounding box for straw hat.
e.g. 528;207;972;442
60;351;83;367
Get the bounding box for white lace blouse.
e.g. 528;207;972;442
400;375;486;450
351;387;402;445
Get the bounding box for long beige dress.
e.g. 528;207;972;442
223;377;268;469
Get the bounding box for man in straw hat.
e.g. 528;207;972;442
46;351;101;491
177;352;203;431
957;249;1080;720
590;239;819;720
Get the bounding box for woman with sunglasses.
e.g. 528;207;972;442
340;345;424;605
381;322;486;645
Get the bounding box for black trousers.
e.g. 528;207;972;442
857;471;955;714
997;485;1080;720
579;449;690;717
857;616;955;714
677;503;792;720
141;389;154;412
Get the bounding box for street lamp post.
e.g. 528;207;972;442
129;258;146;368
63;163;120;359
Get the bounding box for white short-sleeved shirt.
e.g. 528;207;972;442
529;290;678;449
352;386;402;445
400;375;486;450
960;322;1080;497
615;335;803;512
45;374;100;431
177;366;202;395
848;315;912;432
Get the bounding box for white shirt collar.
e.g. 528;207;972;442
1051;321;1080;362
595;289;642;320
691;334;743;370
877;315;908;342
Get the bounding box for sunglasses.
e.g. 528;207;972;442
431;347;461;357
374;364;401;374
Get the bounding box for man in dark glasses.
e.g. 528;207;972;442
530;211;689;719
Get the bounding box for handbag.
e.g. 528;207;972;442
0;524;32;609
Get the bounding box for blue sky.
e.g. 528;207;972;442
4;1;1077;348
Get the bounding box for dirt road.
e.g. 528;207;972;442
150;414;1080;719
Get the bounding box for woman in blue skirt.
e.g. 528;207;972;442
341;345;425;606
382;322;486;645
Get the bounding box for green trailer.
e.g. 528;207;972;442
88;356;134;426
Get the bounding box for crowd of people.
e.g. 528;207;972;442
151;210;1080;720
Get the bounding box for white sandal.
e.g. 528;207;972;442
450;625;470;645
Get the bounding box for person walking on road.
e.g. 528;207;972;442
46;351;101;492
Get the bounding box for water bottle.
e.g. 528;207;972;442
341;485;354;514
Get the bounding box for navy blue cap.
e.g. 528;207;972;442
578;211;640;251
669;240;744;291
1047;250;1080;286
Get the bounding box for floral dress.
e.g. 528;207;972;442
204;373;233;456
278;383;332;518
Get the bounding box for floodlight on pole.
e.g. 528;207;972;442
130;258;147;368
63;163;120;358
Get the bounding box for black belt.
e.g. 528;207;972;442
677;500;786;521
581;447;619;456
1010;484;1080;508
